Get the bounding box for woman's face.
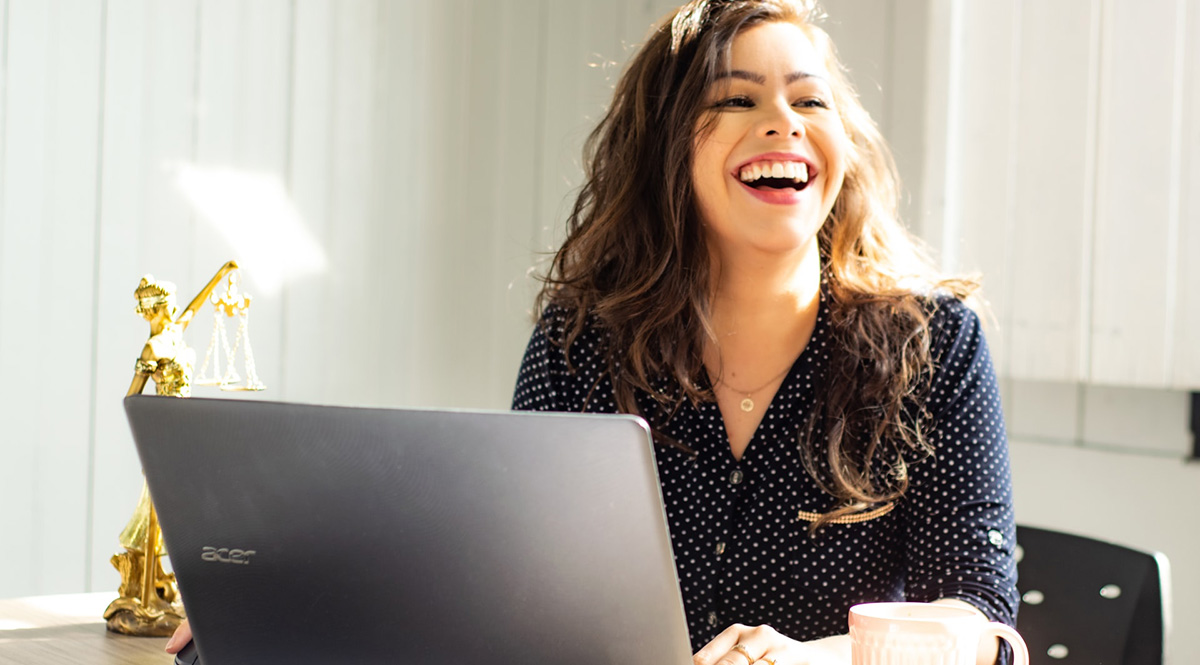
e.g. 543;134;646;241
691;21;849;263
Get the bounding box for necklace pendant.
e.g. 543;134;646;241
739;397;754;412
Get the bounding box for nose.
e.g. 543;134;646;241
759;103;805;139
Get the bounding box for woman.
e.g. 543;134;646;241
168;1;1016;662
511;0;1017;663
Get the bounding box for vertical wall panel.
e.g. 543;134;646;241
886;0;932;233
822;0;891;133
534;3;626;272
281;0;334;405
1006;0;1100;381
0;0;9;587
430;0;499;408
414;0;481;407
89;0;200;591
321;0;379;403
940;1;1019;374
39;0;104;595
0;0;103;597
918;0;955;258
188;0;290;399
0;0;49;597
233;0;291;397
89;0;151;593
1089;0;1183;385
1173;0;1200;387
129;3;201;282
370;0;425;408
460;0;510;405
478;0;547;406
0;0;5;337
190;0;240;284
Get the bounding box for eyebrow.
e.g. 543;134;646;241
715;69;825;85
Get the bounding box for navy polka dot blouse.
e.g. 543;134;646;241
511;292;1019;648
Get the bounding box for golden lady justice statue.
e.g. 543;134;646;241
104;260;241;636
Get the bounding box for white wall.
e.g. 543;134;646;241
0;0;683;600
0;0;1196;658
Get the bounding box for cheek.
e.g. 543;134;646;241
691;143;731;215
821;131;852;187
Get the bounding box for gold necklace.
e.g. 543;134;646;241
715;362;795;412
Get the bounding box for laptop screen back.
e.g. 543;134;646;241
124;395;692;665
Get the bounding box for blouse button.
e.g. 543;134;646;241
715;541;726;555
729;470;744;485
987;529;1004;547
707;611;719;627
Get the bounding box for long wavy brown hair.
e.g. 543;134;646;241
535;0;979;530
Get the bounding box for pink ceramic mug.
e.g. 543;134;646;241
849;602;1029;665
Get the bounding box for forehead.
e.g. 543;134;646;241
726;21;828;79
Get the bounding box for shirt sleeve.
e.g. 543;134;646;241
899;298;1020;628
511;309;565;412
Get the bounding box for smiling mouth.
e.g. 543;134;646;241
737;161;812;192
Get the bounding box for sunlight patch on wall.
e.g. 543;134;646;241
175;165;327;294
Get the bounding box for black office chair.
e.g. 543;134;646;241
1014;525;1171;664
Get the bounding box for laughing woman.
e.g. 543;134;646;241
512;1;1018;663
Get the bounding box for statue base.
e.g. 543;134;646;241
103;548;186;636
103;597;186;636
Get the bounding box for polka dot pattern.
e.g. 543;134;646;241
512;293;1019;649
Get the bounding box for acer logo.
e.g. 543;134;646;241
201;546;256;565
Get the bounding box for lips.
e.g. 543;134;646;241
731;152;819;205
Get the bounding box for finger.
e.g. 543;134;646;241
728;643;758;665
693;624;751;665
707;641;763;665
753;651;781;665
743;624;780;644
725;625;779;664
756;640;811;665
165;620;192;653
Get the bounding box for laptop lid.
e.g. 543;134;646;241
124;395;693;665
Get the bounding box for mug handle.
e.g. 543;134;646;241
983;622;1030;665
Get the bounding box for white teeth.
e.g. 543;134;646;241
738;160;811;183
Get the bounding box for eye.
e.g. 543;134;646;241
713;95;755;109
794;97;829;109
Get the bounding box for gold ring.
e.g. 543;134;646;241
762;658;778;665
731;643;754;665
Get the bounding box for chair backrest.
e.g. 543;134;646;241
1014;525;1171;664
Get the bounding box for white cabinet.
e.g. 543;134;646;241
927;0;1198;388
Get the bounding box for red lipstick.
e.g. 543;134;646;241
732;152;818;205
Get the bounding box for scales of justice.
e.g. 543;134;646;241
105;260;266;636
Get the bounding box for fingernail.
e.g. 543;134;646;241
165;634;179;651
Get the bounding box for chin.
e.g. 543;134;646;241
747;227;822;257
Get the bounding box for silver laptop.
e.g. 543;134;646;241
124;395;693;665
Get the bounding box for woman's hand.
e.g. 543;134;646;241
693;624;850;665
165;619;192;654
